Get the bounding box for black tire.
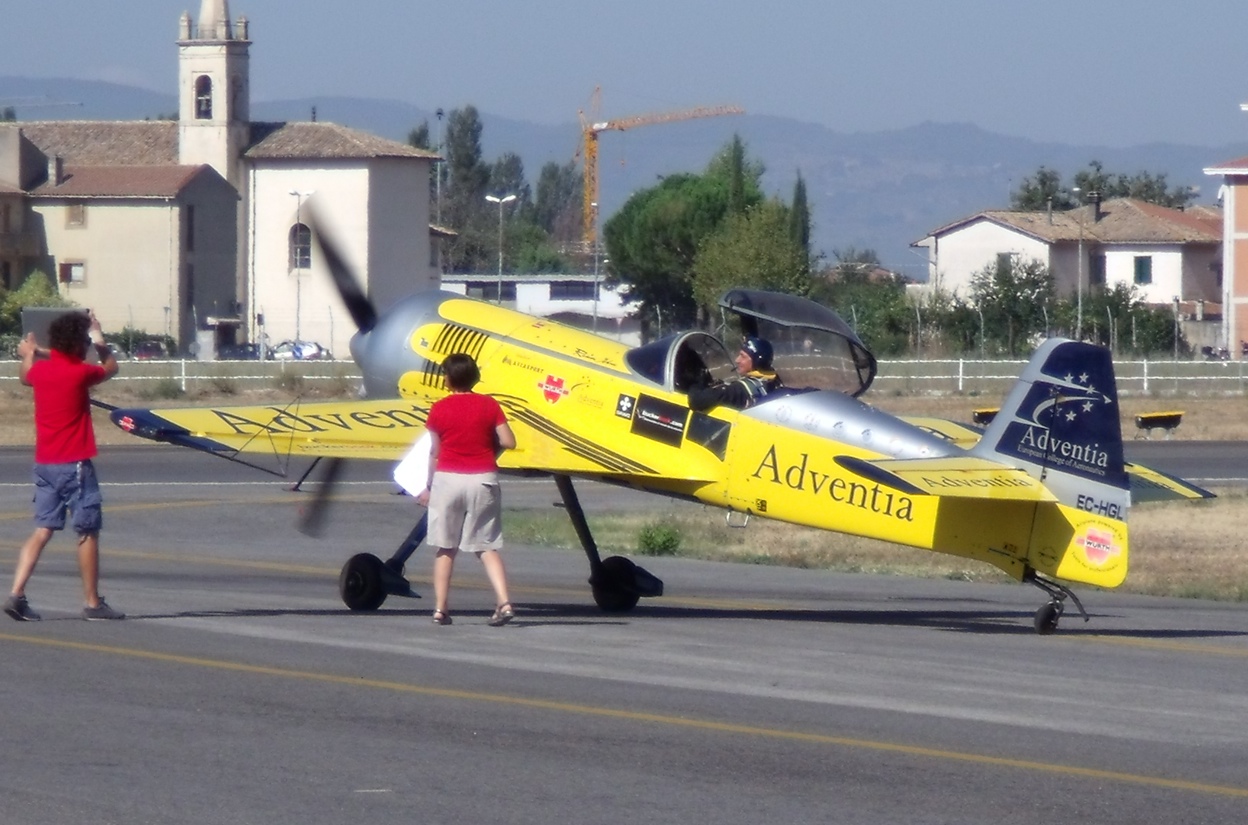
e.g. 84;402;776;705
1034;601;1062;635
339;553;387;611
591;556;641;613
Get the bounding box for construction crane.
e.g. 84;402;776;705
578;88;743;250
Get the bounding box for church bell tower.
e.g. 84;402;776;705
177;0;250;188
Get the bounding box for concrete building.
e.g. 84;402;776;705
0;0;440;357
912;198;1222;311
440;272;640;344
1204;151;1248;358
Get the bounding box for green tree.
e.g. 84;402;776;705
1012;161;1197;210
533;160;582;243
1080;282;1188;356
1;106;15;122
441;106;492;272
789;172;811;270
691;199;810;313
968;257;1056;355
1010;166;1074;210
704;134;765;208
0;270;73;342
810;249;913;356
604;173;733;337
406;121;431;150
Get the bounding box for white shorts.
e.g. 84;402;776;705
426;471;503;553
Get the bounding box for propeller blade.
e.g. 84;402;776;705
296;457;346;537
308;208;378;333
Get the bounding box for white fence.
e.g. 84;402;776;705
872;358;1248;397
0;357;1244;398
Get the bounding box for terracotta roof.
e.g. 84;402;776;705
245;121;438;160
921;198;1221;246
29;164;214;198
1204;155;1248;173
4;121;178;165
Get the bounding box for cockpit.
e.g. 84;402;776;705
623;289;878;399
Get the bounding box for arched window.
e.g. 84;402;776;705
195;75;213;119
289;223;311;270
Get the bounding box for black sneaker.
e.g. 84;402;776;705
4;594;42;622
82;599;125;621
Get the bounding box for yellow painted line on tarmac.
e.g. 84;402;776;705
1078;635;1248;658
1;631;1245;799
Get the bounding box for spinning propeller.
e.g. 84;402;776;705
295;209;381;537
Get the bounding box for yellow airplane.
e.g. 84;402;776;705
108;229;1213;634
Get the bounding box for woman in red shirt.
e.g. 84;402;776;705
416;353;517;626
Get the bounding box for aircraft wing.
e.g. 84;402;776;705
110;399;428;465
108;397;711;482
896;416;985;450
834;454;1058;502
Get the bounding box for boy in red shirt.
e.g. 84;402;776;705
4;311;123;621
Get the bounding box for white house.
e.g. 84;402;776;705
912;198;1222;309
440;273;641;344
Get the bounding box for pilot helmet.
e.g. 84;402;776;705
741;337;773;370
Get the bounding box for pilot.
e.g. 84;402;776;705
688;337;781;412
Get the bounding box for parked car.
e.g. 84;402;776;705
132;340;169;360
270;340;331;361
217;342;261;360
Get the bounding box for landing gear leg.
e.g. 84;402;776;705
1025;569;1088;635
553;474;663;612
338;514;426;611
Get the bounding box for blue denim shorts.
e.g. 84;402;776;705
32;460;103;534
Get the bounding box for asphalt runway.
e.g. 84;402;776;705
0;447;1246;824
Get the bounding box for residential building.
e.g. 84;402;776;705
0;0;440;357
440;273;640;344
912;198;1222;312
1204;152;1248;358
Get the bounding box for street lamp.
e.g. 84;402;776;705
591;200;601;331
485;193;516;304
290;189;314;342
1071;187;1085;340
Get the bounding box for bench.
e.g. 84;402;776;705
972;407;999;426
1134;411;1183;439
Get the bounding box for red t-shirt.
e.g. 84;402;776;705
425;392;507;474
27;350;108;464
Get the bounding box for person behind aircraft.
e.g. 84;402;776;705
688;336;781;411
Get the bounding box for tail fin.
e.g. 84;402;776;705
971;338;1129;516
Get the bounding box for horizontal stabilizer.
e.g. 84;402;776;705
1126;462;1217;503
835;455;1056;502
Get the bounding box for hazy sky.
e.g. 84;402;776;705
5;0;1248;148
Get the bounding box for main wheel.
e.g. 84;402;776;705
1033;601;1062;635
591;556;642;613
339;553;387;611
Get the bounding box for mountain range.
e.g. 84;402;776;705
5;76;1246;278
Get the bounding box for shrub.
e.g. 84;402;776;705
637;521;682;556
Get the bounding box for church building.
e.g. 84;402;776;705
0;0;440;357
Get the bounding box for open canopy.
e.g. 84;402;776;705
624;289;877;398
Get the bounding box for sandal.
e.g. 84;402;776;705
432;609;452;626
487;602;515;627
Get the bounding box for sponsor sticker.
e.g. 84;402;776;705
538;375;569;403
616;394;636;420
630;394;688;447
1076;524;1122;566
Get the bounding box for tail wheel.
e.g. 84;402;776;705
340;553;387;611
1034;601;1063;635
